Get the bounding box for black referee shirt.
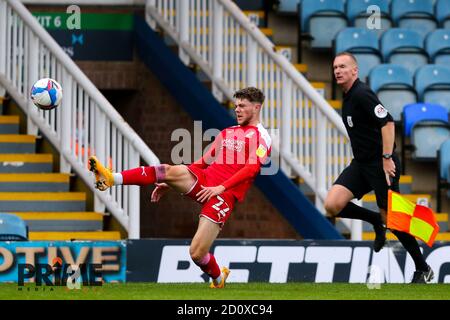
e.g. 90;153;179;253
342;78;394;162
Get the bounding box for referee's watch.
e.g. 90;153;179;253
382;153;392;159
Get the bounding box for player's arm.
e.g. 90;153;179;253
358;90;396;186
150;182;171;202
196;140;269;203
381;121;396;186
196;162;261;203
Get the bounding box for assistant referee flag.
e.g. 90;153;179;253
387;190;439;247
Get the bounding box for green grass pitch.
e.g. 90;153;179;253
1;283;449;300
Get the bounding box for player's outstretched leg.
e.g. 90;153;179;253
88;156;114;191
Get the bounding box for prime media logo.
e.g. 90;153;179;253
17;258;103;290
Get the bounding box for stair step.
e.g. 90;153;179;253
327;100;342;110
0;192;86;211
0;135;36;153
363;231;450;241
294;63;308;74
28;231;121;241
0;154;53;173
0;173;69;191
0;116;19;134
260;28;273;40
275;45;295;62
11;212;103;231
243;10;265;27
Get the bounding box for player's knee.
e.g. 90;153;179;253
189;245;208;263
324;200;342;217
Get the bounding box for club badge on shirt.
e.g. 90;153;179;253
347;116;353;127
374;104;388;118
256;144;267;158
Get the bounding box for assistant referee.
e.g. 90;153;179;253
324;52;433;283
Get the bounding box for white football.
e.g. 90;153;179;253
30;78;63;110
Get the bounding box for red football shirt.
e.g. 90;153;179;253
191;123;272;202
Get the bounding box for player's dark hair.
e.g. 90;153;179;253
233;87;265;104
335;52;358;66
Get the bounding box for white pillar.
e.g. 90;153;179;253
94;108;106;213
0;1;7;75
178;0;190;65
145;0;157;29
247;36;257;87
128;148;140;239
351;200;363;240
60;68;72;173
281;73;292;175
212;0;224;102
27;30;39;136
315;109;326;213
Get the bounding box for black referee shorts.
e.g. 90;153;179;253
334;154;401;210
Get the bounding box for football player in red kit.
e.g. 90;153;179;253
89;87;271;288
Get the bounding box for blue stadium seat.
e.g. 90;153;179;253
401;103;450;173
437;138;450;212
346;0;392;37
403;102;449;137
0;213;28;241
277;0;300;14
391;0;437;37
300;0;348;49
415;64;450;112
436;0;450;28
369;64;416;122
381;28;428;75
425;29;450;65
411;121;450;161
335;28;381;81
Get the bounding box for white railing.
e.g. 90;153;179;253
0;0;160;239
146;0;362;239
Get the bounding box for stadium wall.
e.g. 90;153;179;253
1;240;448;284
127;239;450;284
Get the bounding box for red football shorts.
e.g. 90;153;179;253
185;165;236;227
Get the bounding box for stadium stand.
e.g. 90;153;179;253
276;0;299;15
346;0;392;36
0;213;28;241
402;103;450;171
415;64;450;112
369;64;417;122
437;138;450;212
380;28;428;75
436;0;450;28
425;29;450;65
299;0;348;50
391;0;437;37
335;27;381;81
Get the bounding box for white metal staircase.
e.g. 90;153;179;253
0;0;160;239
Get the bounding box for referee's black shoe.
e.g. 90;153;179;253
411;265;434;284
373;223;386;252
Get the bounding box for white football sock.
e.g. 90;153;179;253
113;173;123;185
213;274;222;285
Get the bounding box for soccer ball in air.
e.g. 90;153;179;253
30;78;63;110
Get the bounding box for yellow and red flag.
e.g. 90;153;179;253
387;190;439;247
